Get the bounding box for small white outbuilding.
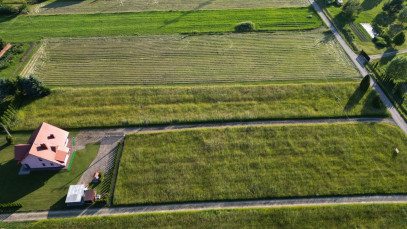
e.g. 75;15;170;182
65;185;86;206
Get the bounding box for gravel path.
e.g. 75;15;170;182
369;49;407;60
1;195;407;222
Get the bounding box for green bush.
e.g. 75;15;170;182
6;135;14;145
99;172;104;183
0;38;5;50
393;32;406;46
373;36;388;47
0;202;22;212
234;21;255;32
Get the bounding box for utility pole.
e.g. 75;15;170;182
1;124;11;137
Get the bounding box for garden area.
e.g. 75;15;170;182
317;0;407;54
114;123;407;205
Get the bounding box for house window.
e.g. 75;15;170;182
50;163;54;166
38;158;43;161
42;163;46;166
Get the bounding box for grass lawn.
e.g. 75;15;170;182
23;31;359;86
0;7;322;42
114;123;407;205
0;133;99;211
317;0;407;54
31;0;310;15
2;204;407;228
11;82;388;131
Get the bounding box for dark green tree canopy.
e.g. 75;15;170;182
386;56;407;80
342;0;362;18
393;31;406;45
399;8;407;23
22;75;51;98
383;0;404;16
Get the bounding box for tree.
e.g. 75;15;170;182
393;31;406;46
382;0;404;16
342;0;362;18
21;75;50;98
234;21;255;32
386;56;407;80
399;8;407;24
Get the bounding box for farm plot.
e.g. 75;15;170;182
11;82;388;131
32;0;310;15
23;31;359;86
114;123;407;205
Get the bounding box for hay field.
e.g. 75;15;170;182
31;0;309;15
23;31;360;86
114;123;407;205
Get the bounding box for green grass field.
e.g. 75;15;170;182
317;0;407;54
114;123;407;205
31;0;310;15
22;31;359;86
0;7;321;42
11;82;388;131
2;204;407;228
0;133;99;211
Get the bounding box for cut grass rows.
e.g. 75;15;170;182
2;204;407;228
114;123;407;205
12;82;388;131
32;0;309;15
0;7;322;42
25;32;359;86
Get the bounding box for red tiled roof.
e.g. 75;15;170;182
14;144;31;161
18;122;70;165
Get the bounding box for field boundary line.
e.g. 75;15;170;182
1;195;407;222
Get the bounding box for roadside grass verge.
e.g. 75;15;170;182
0;7;322;42
31;0;310;15
0;134;100;211
11;82;388;131
114;123;407;205
2;204;407;228
24;32;359;86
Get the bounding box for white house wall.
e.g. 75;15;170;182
21;155;63;169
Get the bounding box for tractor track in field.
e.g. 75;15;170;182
1;195;407;222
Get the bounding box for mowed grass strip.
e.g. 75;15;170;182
3;204;407;228
0;7;322;42
26;32;359;86
32;0;309;15
12;82;388;131
114;123;407;205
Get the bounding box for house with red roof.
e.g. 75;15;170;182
14;122;71;172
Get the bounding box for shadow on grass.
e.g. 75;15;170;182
361;0;383;11
379;47;398;65
159;0;215;28
320;30;335;43
361;91;388;116
0;160;57;204
344;85;369;112
41;0;84;10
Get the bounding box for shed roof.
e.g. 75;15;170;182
65;185;85;204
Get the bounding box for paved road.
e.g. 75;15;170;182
370;49;407;60
309;0;407;135
1;195;407;222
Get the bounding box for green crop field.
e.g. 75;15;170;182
0;133;99;211
22;31;358;86
31;0;309;15
114;123;407;205
0;7;321;42
2;204;407;228
11;82;388;131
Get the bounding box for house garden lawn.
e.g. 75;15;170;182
0;133;99;211
0;7;322;43
316;0;407;54
2;204;407;228
23;32;359;86
30;0;310;15
114;123;407;205
11;82;388;131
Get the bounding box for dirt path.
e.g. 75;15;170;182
369;49;407;60
1;195;407;222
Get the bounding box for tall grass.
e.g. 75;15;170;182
0;8;322;42
114;123;407;205
12;82;388;131
3;204;407;228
